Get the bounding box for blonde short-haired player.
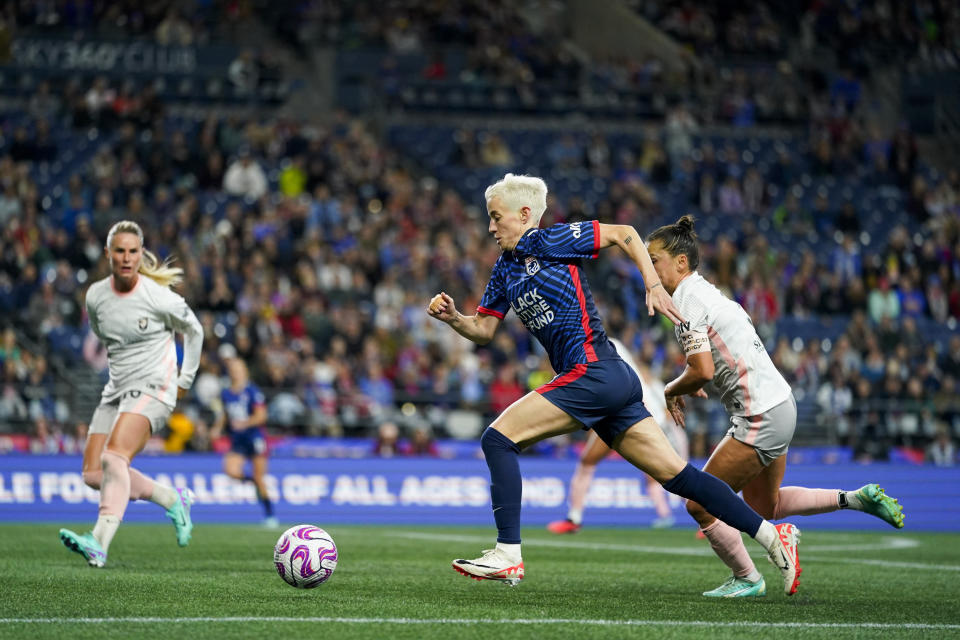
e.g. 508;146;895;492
648;215;905;597
428;173;803;595
59;220;204;567
547;338;688;533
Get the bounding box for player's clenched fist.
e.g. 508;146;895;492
427;291;458;323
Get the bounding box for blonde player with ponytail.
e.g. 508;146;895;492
59;221;204;568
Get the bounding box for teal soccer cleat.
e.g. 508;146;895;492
703;575;767;598
59;529;106;568
166;488;196;547
856;484;904;528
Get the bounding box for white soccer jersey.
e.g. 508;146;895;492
671;272;791;417
611;338;667;425
610;338;687;457
85;275;204;408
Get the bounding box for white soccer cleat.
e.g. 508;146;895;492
766;522;802;595
452;548;524;586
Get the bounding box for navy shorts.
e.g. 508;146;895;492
229;428;267;457
536;358;652;447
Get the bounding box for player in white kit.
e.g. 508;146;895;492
647;216;905;597
59;220;204;567
546;338;688;533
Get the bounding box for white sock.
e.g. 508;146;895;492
496;542;522;562
567;508;583;525
840;489;865;511
92;515;121;552
754;520;778;551
149;483;178;510
744;568;763;583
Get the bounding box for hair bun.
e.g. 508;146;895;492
676;215;696;232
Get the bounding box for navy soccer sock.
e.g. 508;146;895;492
480;427;522;544
663;463;763;537
258;491;274;517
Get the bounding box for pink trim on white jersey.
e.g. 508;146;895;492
110;274;141;297
707;325;753;417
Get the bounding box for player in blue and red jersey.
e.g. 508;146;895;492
428;174;802;595
210;357;276;528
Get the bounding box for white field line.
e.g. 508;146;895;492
394;532;960;572
1;617;958;630
394;531;920;554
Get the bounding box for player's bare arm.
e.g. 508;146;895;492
664;351;712;427
247;405;268;428
596;223;685;325
427;292;500;345
210;408;226;440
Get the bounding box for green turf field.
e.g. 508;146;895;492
0;523;957;640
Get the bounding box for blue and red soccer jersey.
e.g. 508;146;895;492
478;221;619;374
221;383;267;457
477;220;651;444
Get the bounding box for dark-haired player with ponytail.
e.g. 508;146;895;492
428;174;805;595
647;215;905;598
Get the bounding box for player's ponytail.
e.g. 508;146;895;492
106;220;184;289
646;215;700;271
676;215;696;234
140;247;184;289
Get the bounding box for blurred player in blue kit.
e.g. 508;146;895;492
211;356;277;528
428;174;803;594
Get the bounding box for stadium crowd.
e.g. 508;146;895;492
0;2;958;467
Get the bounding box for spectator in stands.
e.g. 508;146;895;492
898;275;927;319
0;359;28;423
585;133;612;177
228;50;259;94
84;77;117;128
451;129;481;168
664;103;697;166
279;155;307;197
941;337;960;378
742;167;765;214
831;234;863;284
406;425;439;457
223;148;268;200
156;9;194;46
548;135;583;170
488;363;525;415
927;426;957;466
718;176;745;214
373;421;401;457
868;277;900;324
29;416;62;454
479;133;513;169
28;82;62;122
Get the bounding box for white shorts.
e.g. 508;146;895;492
726;396;797;467
90;390;173;436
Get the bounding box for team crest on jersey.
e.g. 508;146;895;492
138;317;148;331
524;256;540;276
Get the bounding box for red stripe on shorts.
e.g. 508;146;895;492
536;363;588;393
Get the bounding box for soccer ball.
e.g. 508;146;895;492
273;524;338;588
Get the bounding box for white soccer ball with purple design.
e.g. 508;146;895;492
273;524;338;588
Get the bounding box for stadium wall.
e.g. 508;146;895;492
0;456;955;531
